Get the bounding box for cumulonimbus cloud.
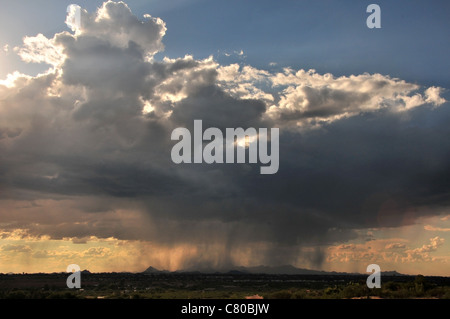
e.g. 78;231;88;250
0;1;448;269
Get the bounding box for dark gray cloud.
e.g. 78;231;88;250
0;1;449;269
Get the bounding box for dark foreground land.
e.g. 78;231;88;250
1;272;450;299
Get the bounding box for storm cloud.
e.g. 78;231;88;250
0;1;448;269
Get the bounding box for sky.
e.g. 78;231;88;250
0;0;449;276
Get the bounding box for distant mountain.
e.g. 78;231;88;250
142;265;407;276
143;266;169;274
237;265;332;275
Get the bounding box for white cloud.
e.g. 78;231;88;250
1;244;32;253
16;34;64;68
327;237;447;265
424;225;450;232
385;242;406;250
217;64;274;102
82;246;111;257
85;1;166;57
218;67;447;128
403;237;445;262
425;86;447;106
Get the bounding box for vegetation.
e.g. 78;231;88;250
0;273;449;299
265;275;450;299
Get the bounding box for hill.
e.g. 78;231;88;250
142;264;406;276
